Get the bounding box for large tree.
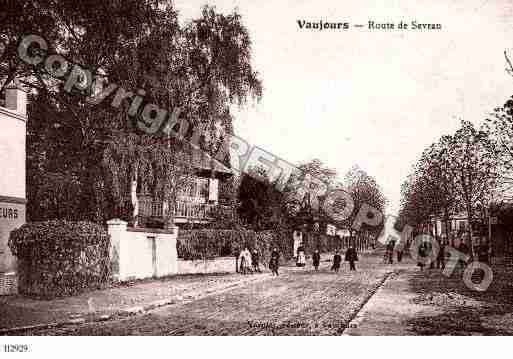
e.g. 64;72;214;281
399;121;499;253
484;97;513;202
4;2;262;223
446;121;499;251
413;137;458;241
343;165;387;235
238;167;293;230
293;159;337;214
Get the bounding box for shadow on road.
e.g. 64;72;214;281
405;264;513;335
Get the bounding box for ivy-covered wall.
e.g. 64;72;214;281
9;220;111;298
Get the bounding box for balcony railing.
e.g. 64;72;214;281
134;196;234;222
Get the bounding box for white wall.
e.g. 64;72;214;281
107;220;239;281
0;88;27;282
0;92;27;199
107;220;178;281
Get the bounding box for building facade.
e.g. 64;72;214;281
0;85;27;295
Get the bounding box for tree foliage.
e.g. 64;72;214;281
399;120;500;249
342;165;387;233
2;1;262;223
238;166;294;230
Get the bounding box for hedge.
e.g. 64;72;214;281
8;220;111;299
302;232;342;255
177;229;293;261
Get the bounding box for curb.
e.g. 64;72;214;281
0;273;273;335
0;314;113;336
341;270;396;335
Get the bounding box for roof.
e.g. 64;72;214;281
190;147;233;177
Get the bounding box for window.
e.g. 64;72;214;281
208;179;218;202
178;177;209;203
199;178;209;199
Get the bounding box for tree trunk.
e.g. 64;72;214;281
466;204;475;258
79;165;100;222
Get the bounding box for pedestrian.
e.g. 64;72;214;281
296;244;306;267
331;250;342;273
252;249;261;273
312;249;321;271
269;248;280;276
345;245;358;271
417;241;427;271
239;247;252;275
387;240;395;264
397;247;403;263
244;247;253;273
436;240;446;270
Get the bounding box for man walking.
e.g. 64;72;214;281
252;249;261;273
436;239;446;269
345;245;358;271
331;250;342;273
387;239;395;264
312;249;321;271
269;248;280;276
396;241;404;263
418;241;427;271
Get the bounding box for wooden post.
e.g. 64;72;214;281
130;180;138;227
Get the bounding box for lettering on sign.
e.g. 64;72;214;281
0;207;19;220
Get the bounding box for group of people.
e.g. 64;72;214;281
299;242;359;272
236;247;281;276
237;247;261;274
235;245;360;276
329;246;359;272
300;241;359;272
384;239;404;264
416;237;491;271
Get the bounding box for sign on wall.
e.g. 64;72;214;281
0;200;26;272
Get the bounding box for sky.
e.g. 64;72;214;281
173;0;513;214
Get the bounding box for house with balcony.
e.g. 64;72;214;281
128;146;235;227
